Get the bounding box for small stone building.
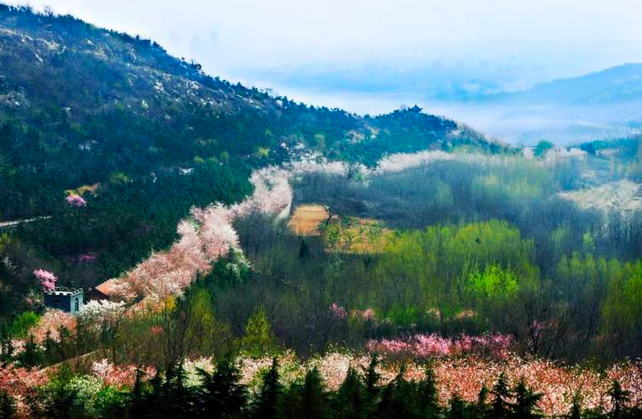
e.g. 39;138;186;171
44;288;84;313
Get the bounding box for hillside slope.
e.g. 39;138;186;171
0;5;504;315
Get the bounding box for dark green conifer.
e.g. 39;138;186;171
198;356;247;419
332;366;368;419
448;394;466;419
487;373;512;419
300;367;328;419
512;378;542;418
608;380;630;419
253;357;282;419
0;390;16;419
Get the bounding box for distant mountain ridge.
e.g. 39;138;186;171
505;63;642;106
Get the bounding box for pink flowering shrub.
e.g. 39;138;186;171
330;303;347;319
66;194;87;207
91;359;155;387
33;268;57;292
356;308;376;322
367;332;513;359
77;253;97;263
29;309;77;343
0;365;48;416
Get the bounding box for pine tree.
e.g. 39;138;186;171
364;354;381;401
608;380;630;419
143;372;164;418
418;366;440;417
243;307;278;357
165;362;196;418
253;357;282;419
448;394;466;419
279;382;304;419
129;368;148;419
332;367;368;419
298;239;310;259
567;393;582;419
512;378;542;418
300;368;328;419
18;335;42;369
198;356;248;419
0;390;16;419
375;365;431;419
487;373;512;419
0;326;13;367
477;385;489;417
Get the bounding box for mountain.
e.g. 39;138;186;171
508;63;642;106
422;64;642;145
0;5;504;315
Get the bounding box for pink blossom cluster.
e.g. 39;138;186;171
402;355;642;417
66;194;87;207
0;365;48;416
91;359;155;387
330;304;377;322
77;253;97;263
29;309;77;343
33;268;57;292
367;333;513;359
353;308;376;322
330;303;347;319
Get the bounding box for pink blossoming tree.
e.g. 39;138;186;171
66;194;87;207
33;268;57;292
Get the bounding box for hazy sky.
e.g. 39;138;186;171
7;0;642;98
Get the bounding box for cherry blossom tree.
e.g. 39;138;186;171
66;194;87;207
33;269;57;292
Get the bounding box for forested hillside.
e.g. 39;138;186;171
0;5;503;316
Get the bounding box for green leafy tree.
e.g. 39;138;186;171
9;312;40;339
243;307;278;357
534;140;554;158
